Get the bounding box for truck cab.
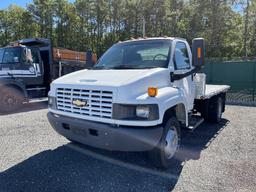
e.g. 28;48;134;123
0;44;46;111
0;38;95;113
47;37;229;168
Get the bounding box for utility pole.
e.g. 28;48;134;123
244;0;250;59
138;0;146;37
141;0;158;38
142;16;146;37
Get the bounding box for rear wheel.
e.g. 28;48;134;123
148;117;181;169
205;96;223;123
0;88;24;113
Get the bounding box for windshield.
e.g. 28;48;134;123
0;47;21;64
94;40;171;69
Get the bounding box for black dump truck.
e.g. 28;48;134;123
0;38;97;113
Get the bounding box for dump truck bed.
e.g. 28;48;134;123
196;84;230;100
52;48;86;62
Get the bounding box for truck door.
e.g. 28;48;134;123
22;48;43;83
22;47;48;98
172;41;195;110
31;48;43;77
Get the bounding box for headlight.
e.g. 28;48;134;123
112;104;159;121
48;96;56;109
48;97;53;105
136;106;150;118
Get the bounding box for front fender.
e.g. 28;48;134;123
112;86;188;126
0;78;27;97
157;87;188;125
132;86;188;126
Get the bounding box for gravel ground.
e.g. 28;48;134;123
0;102;255;192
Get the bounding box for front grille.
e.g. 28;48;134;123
56;88;113;119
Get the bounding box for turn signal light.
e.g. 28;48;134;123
148;87;158;97
197;47;202;59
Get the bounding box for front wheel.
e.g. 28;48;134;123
0;88;24;113
148;117;181;169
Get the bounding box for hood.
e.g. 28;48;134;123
52;68;169;87
50;68;172;103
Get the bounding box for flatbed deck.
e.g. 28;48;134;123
196;84;230;100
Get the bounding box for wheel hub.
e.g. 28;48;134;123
164;128;178;159
4;95;16;106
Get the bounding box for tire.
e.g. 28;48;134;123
148;117;181;169
0;87;24;113
207;96;223;123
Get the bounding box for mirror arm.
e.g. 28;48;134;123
170;67;201;82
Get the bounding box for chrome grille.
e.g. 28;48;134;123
56;88;113;119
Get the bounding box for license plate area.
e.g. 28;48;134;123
71;126;87;137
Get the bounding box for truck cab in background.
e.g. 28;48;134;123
0;38;96;113
47;37;230;169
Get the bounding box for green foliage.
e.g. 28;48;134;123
0;0;255;58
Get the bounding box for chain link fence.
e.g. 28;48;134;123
202;59;256;106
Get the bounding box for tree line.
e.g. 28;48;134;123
0;0;255;58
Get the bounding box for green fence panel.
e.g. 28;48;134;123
202;60;256;104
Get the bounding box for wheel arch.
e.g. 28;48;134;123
162;103;187;127
0;80;27;98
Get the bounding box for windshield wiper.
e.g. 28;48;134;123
91;65;163;70
112;65;164;69
142;66;163;69
91;65;139;70
111;65;141;69
90;66;112;70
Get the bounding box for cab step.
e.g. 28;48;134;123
187;115;204;131
28;97;48;103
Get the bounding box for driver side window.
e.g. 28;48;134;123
23;48;39;64
174;42;190;70
31;49;40;64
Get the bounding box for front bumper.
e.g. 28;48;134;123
47;112;163;151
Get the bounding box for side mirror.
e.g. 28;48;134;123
192;38;205;68
86;51;98;67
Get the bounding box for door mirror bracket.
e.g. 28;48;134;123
170;67;199;82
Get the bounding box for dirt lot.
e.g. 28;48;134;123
0;102;255;192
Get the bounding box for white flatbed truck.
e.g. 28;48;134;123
47;37;230;168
